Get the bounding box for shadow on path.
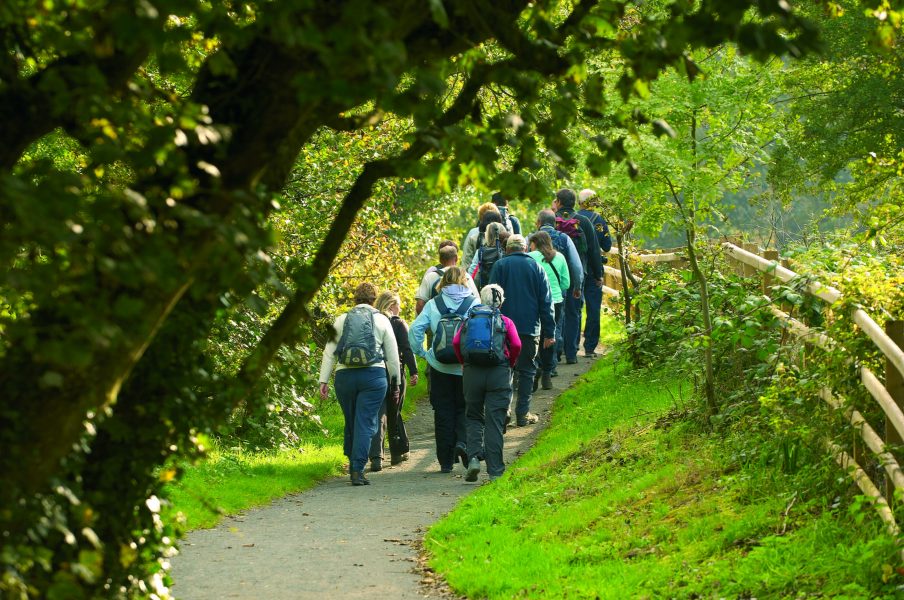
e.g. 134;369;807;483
171;353;600;599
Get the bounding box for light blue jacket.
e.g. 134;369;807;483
408;290;477;375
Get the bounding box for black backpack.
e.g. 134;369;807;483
335;306;383;366
431;295;475;364
475;242;503;289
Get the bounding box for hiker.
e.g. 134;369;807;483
528;230;570;391
536;209;583;370
553;188;602;364
488;235;556;427
491;191;522;234
408;267;478;472
460;202;501;270
577;188;613;357
415;241;479;315
453;284;522;482
467;221;507;290
368;291;419;471
319;282;401;486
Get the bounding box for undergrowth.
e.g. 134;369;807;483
426;352;902;598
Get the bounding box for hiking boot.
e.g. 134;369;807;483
465;457;481;482
390;452;409;466
369;458;382;472
541;372;553;390
565;357;578;364
584;350;599;358
455;445;468;468
516;412;539;427
550;368;559;378
350;471;370;486
440;465;453;474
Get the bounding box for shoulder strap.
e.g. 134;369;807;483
456;296;475;316
544;256;563;288
434;294;449;314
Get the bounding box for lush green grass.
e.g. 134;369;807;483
166;358;428;530
426;349;902;598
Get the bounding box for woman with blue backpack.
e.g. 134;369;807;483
408;267;478;473
452;284;522;482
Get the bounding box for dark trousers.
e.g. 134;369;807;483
429;368;466;469
463;364;512;477
335;367;387;473
583;278;603;353
563;288;584;361
369;378;409;459
514;334;539;418
539;302;564;374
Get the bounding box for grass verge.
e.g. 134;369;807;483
166;358;428;531
425;351;902;598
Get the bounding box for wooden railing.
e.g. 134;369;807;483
605;242;904;542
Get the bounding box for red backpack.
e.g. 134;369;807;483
555;216;588;255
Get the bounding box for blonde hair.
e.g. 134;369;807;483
374;291;400;317
476;202;500;222
438;266;468;290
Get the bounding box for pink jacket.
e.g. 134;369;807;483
452;313;521;368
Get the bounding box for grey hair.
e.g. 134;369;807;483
480;283;505;308
484;222;506;247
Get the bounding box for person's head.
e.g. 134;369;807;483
438;239;458;251
375;291;401;317
529;230;556;262
536;209;556;228
491;191;508;207
438;266;468;290
578;188;597;208
480;283;505;308
483;222;507;247
353;282;378;305
505;234;527;254
554;188;577;211
438;244;458;266
476;202;500;224
498;230;511;249
478;209;503;234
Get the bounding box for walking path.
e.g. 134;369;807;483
170;354;600;599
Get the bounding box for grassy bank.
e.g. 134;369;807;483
166;358;428;530
425;352;901;598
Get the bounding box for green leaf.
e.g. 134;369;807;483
428;0;449;29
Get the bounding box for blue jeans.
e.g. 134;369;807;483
563;289;584;361
583;278;603;353
335;367;388;473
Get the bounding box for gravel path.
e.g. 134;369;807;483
170;354;599;599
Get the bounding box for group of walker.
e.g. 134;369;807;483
318;188;611;486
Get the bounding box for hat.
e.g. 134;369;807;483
506;234;527;251
579;188;596;204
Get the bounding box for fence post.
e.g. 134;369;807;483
742;242;759;277
886;320;904;504
762;249;780;296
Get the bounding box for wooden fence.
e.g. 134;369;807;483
604;241;904;545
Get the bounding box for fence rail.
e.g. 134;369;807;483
606;241;904;547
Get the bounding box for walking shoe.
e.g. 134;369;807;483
440;465;453;474
369;458;382;472
541;372;553;390
565;357;578;364
350;471;370;486
455;445;469;468
516;412;539;426
465;457;481;482
550;369;559;378
584;350;599;357
390;452;409;466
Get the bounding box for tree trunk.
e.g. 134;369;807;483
685;228;717;419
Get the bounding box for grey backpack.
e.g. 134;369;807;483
335;306;383;366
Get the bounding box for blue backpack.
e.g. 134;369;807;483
459;305;508;367
432;295;475;364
